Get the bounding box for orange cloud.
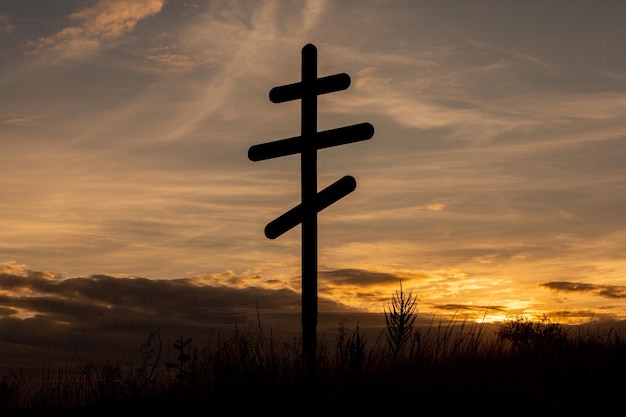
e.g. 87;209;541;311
27;0;164;58
0;261;30;277
427;203;446;212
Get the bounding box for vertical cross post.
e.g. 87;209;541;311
300;44;318;376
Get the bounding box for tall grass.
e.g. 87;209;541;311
1;311;626;415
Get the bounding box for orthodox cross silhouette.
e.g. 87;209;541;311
248;43;374;375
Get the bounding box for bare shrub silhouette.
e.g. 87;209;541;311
496;314;568;351
384;281;417;358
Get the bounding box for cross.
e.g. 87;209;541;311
248;43;374;376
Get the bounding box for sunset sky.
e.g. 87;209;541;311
1;0;626;363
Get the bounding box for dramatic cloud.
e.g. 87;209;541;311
0;269;355;326
541;281;626;299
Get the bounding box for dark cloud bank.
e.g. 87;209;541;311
0;269;382;374
541;281;626;299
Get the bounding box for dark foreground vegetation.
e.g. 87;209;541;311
1;289;626;416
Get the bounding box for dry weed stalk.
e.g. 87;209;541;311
384;281;418;358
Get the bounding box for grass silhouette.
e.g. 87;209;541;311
1;307;625;416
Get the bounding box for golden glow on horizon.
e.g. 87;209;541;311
0;260;621;325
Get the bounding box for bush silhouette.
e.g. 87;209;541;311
496;315;568;351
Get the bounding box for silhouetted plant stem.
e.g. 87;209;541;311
384;280;418;359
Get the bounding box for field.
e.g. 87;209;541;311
1;296;626;416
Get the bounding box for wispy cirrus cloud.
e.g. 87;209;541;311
145;47;215;73
26;0;164;59
335;50;626;148
139;0;333;140
1;113;42;126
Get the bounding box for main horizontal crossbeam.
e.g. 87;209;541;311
248;122;374;161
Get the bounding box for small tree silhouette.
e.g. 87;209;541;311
168;337;194;381
384;281;418;358
496;315;568;352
